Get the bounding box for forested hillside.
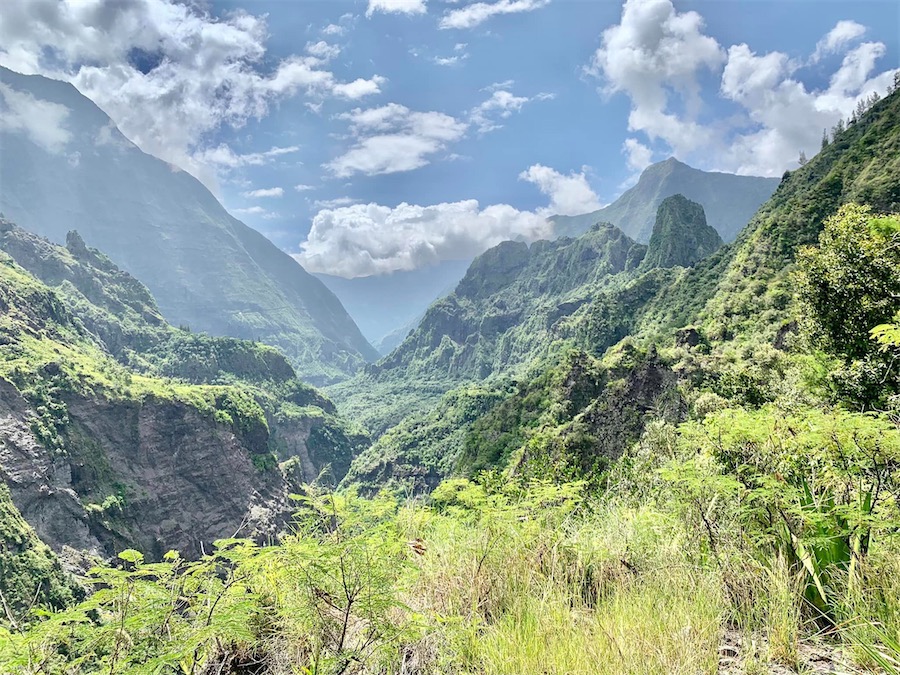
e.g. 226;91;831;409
0;67;377;384
0;220;366;576
2;53;900;675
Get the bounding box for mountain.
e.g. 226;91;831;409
0;67;376;385
316;259;471;346
375;311;426;356
550;157;779;243
641;194;723;269
341;85;900;495
330;197;721;438
0;218;368;560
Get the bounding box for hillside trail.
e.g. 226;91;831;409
718;629;873;674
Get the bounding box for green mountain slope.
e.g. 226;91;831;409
641;195;723;269
0;219;367;560
0;66;376;385
334;197;727;486
339;88;900;493
329;223;653;435
636;86;900;345
550;157;778;243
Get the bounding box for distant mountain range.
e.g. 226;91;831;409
0;66;376;385
316;259;471;350
551;157;779;243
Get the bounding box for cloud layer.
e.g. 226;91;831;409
296;200;551;277
0;0;384;190
297;161;601;277
588;0;899;177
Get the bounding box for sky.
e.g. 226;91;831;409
0;0;898;278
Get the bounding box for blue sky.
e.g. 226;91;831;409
1;0;898;277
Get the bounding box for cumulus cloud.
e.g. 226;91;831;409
470;89;530;133
242;187;284;198
587;0;899;176
440;0;550;30
295;200;551;277
519;164;603;216
367;0;427;17
326;104;467;177
0;0;384;190
305;41;341;61
0;83;71;153
299;159;602;276
812;20;866;63
294;184;317;192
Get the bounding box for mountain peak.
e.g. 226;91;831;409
642;194;723;269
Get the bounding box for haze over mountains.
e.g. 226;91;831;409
0;67;376;385
316;259;471;349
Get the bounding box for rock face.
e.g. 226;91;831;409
0;66;376;385
642;195;723;269
376;223;647;382
0;219;368;560
550;157;779;243
0;379;288;559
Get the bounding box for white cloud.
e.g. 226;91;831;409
622;138;653;172
232;206;269;216
434;54;467;66
484;79;515;92
194;144;301;169
519;164;603;216
587;0;899;177
322;24;346;36
0;83;71;153
305;41;341;61
0;0;384;190
587;0;724;159
366;0;427;17
326;104;467;177
299;159;606;276
296;199;551;277
242;187;284;198
469;86;553;133
314;197;359;209
812;20;866;63
470;89;530;133
294;184;317;191
440;0;550;30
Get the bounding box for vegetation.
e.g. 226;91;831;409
3;56;900;675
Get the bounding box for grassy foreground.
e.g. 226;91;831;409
2;412;898;675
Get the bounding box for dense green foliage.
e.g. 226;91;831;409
796;205;900;406
0;484;82;622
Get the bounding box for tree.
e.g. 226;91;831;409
821;128;830;149
796;203;900;406
798;150;808;166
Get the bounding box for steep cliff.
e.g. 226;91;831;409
0;220;368;559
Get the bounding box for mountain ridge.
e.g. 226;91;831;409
0;66;377;385
550;157;779;243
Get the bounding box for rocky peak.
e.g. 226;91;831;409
642;194;724;269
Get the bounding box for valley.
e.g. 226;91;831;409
1;5;900;672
